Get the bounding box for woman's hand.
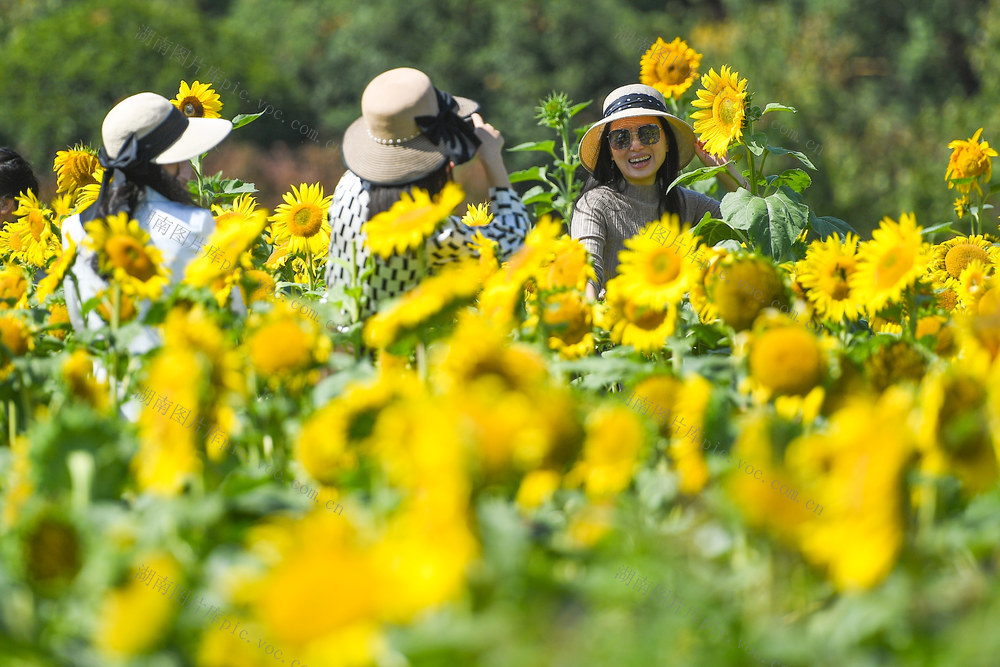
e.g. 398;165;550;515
694;138;728;168
693;138;747;192
470;113;511;188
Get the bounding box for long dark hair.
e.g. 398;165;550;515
0;148;40;200
91;163;194;220
364;161;452;218
577;118;681;217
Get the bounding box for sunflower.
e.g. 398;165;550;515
927;234;996;288
75;182;101;212
35;237;77;304
690;65;748;157
84;212;168;299
956;259;993;310
211;193;262;230
363;259;484;350
53;147;101;194
46;302;71;341
460;202;493;227
850;213;929;313
0;314;33;379
917;366;997;494
614;214;701;306
535;290;594;359
705;254;787;331
946;127;997;195
953;195;970;219
787;389;914;591
0;265;28;308
431;311;549;396
244;303;331;390
184;208;268;288
240;268;276;305
667;374;713;495
171;80;222;119
266;182;333;260
796;233;863;322
864;338;927;392
11;191;60;267
96;553;180;658
596;276;676;352
516;470;561;511
748;324;825;397
536;236;593;292
640;36;702;100
62;349;107;408
296;372;417;484
565;404;645;501
363;183;465;259
467;230;500;276
95;289;138;324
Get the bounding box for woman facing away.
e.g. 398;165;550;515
324;67;530;319
62;91;235;357
572;83;745;300
0;148;41;228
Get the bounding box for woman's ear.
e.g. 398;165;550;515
0;197;14;218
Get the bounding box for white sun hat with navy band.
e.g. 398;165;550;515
342;67;482;185
82;92;232;222
579;83;697;173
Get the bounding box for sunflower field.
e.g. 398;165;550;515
4;31;1000;667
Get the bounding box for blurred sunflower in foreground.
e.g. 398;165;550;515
362;183;464;259
171;80;223;119
85;212;168;300
850;212;929;314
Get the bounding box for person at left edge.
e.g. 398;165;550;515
0;148;40;228
61;92;238;415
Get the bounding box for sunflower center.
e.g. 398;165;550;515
181;97;204;117
27;211;47;240
749;327;823;395
873;244;914;289
945;243;990;278
289;205;324;237
106;236;156;280
958;150;988;177
649;250;682;283
716;90;740;129
624;301;667;330
544;299;591;344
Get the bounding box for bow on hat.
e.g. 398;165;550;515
81;106;189;223
415;88;481;166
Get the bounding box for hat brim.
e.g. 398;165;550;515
342;95;481;185
579;109;696;174
153;117;233;164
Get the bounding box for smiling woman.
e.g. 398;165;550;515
571;84;727;300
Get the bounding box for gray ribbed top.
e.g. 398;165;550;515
570;183;722;293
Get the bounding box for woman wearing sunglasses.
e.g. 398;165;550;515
573;83;744;300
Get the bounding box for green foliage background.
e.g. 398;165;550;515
2;0;999;234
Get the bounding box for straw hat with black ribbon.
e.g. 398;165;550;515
341;67;482;185
82;92;232;222
578;83;697;174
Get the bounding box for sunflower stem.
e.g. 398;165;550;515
905;287;918;342
7;399;15;445
110;284;121;412
744;141;758;198
306;246;315;292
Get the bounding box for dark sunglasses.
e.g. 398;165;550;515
608;123;661;151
